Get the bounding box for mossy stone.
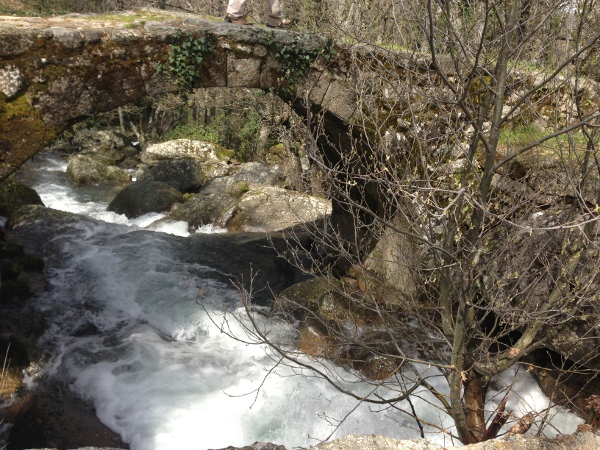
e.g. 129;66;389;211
227;181;249;198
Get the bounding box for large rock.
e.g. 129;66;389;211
107;180;183;218
273;277;416;380
226;186;331;232
0;177;43;220
5;381;128;450
142;139;235;182
176;186;332;235
258;143;305;192
66;154;131;185
216;443;285;450
143;139;233;163
168;163;323;230
273;277;336;321
135;158;205;192
476;196;600;372
548;318;600;371
229;161;283;188
363;214;419;307
313;435;430;450
169;191;237;229
0;215;45;305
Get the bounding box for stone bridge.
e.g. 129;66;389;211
0;9;436;180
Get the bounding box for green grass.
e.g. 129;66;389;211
499;124;546;148
0;0;37;16
499;124;591;152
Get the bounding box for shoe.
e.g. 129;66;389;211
266;18;294;28
225;15;251;25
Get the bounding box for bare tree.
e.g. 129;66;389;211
218;0;600;444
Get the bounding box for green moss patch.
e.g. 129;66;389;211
0;96;56;175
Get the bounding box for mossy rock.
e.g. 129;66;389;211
226;181;249;198
0;176;44;220
0;96;56;180
273;277;372;325
168;191;237;228
9;204;83;229
66;154;131;185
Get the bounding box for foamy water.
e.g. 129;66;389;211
14;150;583;449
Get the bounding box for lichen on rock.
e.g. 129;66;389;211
0;64;24;99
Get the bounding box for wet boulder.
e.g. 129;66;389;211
135;158;205;192
166;162;288;229
171;180;331;232
169;176;237;228
66;154;131;185
107;180;183;218
169;191;237;229
274;277;409;381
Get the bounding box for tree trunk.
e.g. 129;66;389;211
464;370;486;443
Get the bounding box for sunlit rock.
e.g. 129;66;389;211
363;214;419;308
229;161;284;189
143;139;233;162
226;186;331;232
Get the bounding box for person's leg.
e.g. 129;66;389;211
265;0;293;27
265;0;283;27
226;0;246;19
226;0;251;24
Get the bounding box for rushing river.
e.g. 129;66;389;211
13;150;582;449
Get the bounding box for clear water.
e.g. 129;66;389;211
13;150;582;449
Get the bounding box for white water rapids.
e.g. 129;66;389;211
13;150;582;449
